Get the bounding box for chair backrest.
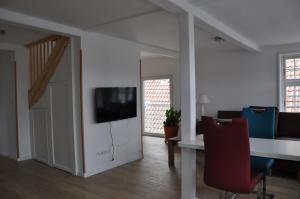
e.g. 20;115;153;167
202;116;252;193
217;110;242;119
277;112;300;138
242;107;275;139
249;106;279;136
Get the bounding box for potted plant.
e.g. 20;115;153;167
163;107;181;143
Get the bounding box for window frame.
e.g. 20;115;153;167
278;52;300;112
141;75;173;136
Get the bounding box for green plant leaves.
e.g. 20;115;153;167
163;107;181;127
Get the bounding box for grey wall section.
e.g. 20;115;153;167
0;43;31;161
196;42;300;117
141;57;181;110
0;50;17;158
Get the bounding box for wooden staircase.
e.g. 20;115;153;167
26;35;69;108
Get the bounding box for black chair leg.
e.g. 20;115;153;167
261;175;275;199
263;175;266;199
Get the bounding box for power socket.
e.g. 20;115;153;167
96;149;111;157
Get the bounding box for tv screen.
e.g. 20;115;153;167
95;87;137;123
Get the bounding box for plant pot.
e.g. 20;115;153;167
164;126;179;143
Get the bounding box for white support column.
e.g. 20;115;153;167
179;12;197;199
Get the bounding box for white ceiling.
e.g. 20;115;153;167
0;22;49;45
96;10;238;52
188;0;300;46
195;27;239;52
1;0;300;50
0;0;160;29
93;11;179;51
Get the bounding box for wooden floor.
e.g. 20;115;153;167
0;136;299;199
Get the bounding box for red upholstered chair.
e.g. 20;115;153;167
202;116;265;198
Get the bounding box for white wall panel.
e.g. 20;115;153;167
50;83;72;172
31;109;49;163
0;44;31;161
0;50;17;158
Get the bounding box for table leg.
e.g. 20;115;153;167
298;170;300;199
168;140;175;168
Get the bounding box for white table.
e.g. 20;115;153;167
179;135;300;161
178;135;300;198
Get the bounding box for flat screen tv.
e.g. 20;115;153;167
95;87;137;123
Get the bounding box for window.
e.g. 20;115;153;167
142;77;172;136
279;53;300;112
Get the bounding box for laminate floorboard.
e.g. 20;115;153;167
0;136;299;199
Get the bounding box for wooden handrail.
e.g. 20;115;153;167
26;35;58;86
27;35;62;87
27;36;69;108
25;35;61;48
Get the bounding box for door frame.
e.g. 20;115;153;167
141;75;173;137
14;61;20;159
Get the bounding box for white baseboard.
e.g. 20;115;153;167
1;152;32;162
0;152;18;161
0;151;9;157
76;171;85;177
83;169;101;178
53;163;72;173
17;155;32;161
83;154;143;178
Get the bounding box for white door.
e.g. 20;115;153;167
50;83;72;172
31;109;50;164
143;77;172;137
30;83;72;173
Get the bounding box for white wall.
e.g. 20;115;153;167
0;44;31;160
196;42;300;117
81;32;143;177
69;37;83;176
0;50;17;158
1;9;178;177
141;57;181;110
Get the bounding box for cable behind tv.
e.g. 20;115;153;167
109;122;115;161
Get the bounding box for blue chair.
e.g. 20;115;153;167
242;107;276;198
243;107;275;139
